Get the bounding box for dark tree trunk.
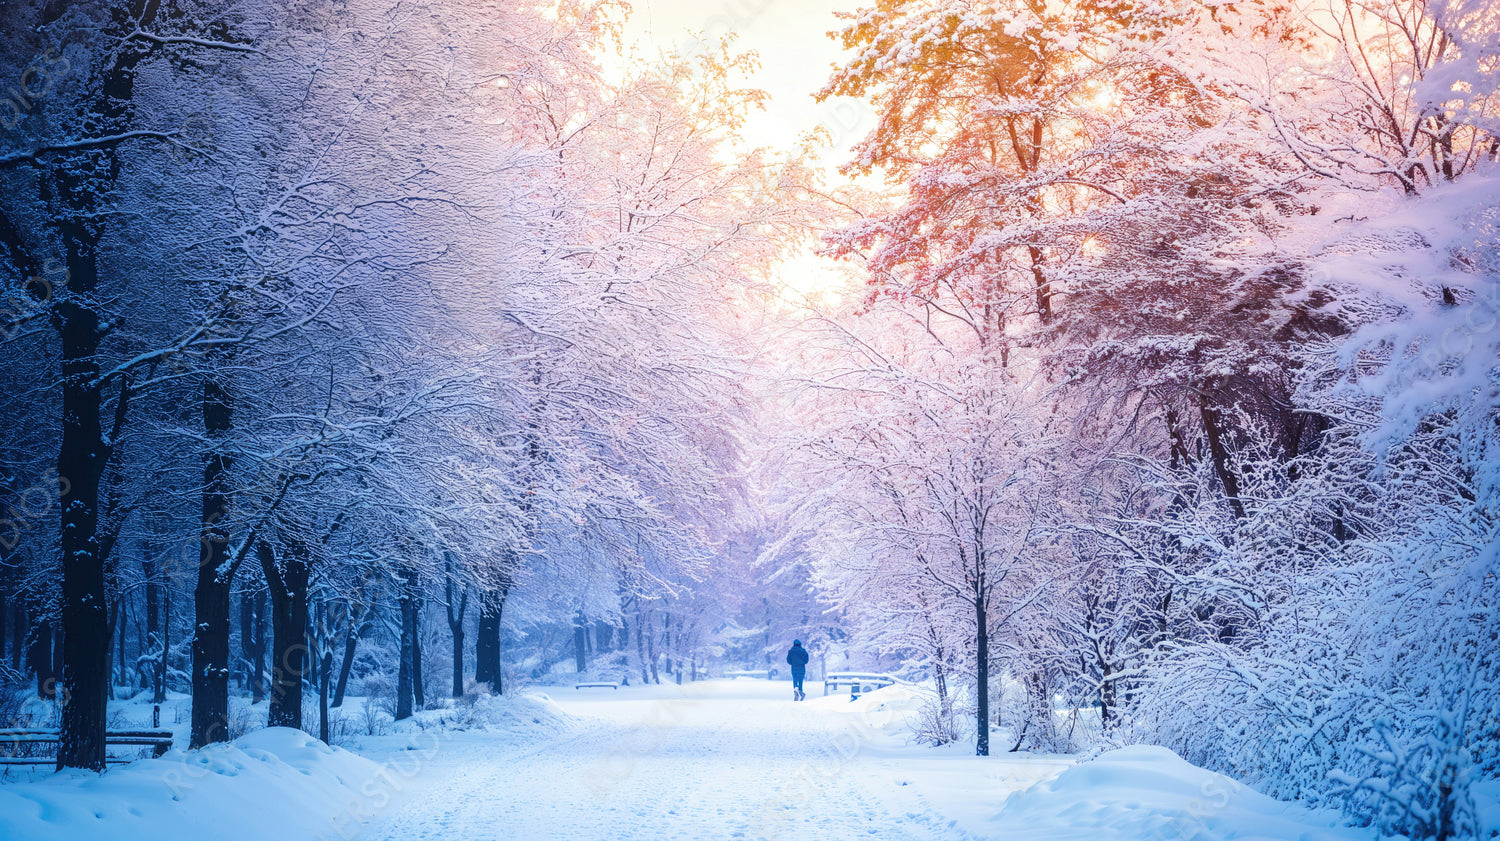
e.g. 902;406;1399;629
241;590;266;704
136;609;147;690
1022;670;1053;751
573;612;588;674
47;0;170;770
52;624;64;686
396;569;417;721
105;599;121;700
251;591;266;702
10;600;23;672
975;593;990;757
142;545;163;701
634;605;649;685
1099;661;1116;727
303;604;315;693
29;621;53;698
923;608;952;738
239;594;251;690
934;654;951;722
191;379;236;749
319;651;332;743
412;601;425;709
0;567;14;676
1198;393;1246;519
444;558;468;698
474;587;506;694
450;622;465;697
1028;243;1051;323
261;540;310;730
0;542;19;673
645;615;659;685
1165;408;1192;471
155;585;170;705
115;596;127;693
661;613;672;679
332;612;368;708
55;295;111;770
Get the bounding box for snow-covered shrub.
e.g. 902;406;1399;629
379;691;574;740
356;671;395;710
0;687;52;765
1132;544;1497;839
455;681;490;707
911;691;966;747
1122;390;1500;840
297;697;362;744
322;709;357;749
359;696;392;737
227;698;261;740
1331;716;1484;841
0;686;34;728
994;667;1072;754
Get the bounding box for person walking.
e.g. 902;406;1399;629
786;640;809;701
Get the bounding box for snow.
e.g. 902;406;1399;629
992;746;1370;841
348;680;1378;841
1474;780;1500;837
380;691;576;740
0;728;382;841
0;680;1400;841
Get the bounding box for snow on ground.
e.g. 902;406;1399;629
0;679;1402;841
351;679;1379;841
992;745;1369;841
354;678;987;841
379;691;576;741
1475;780;1500;836
0;728;380;841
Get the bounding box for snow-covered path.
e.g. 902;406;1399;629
355;680;1046;841
0;679;1396;841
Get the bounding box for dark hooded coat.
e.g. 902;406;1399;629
785;642;809;675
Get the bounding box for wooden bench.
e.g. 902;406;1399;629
0;728;174;765
574;682;618;690
823;672;898;698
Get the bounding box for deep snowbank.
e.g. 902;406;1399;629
993;745;1373;841
0;728;383;841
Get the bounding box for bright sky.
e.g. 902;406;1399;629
619;0;873;165
619;0;874;302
